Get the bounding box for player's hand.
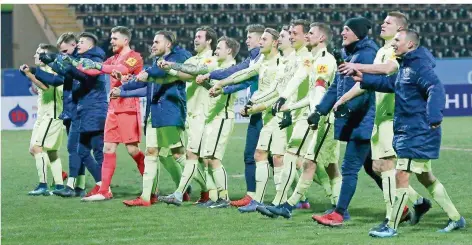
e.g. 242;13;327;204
430;122;441;129
333;98;346;112
334;104;351;118
80;58;102;70
209;86;222;97
279;104;289;112
136;71;149;82
272;97;287;116
39;52;57;64
159;61;173;71
110;87;121;98
307;111;321;130
240;107;249;117
351;68;364;82
278;111;293;129
338;63;359;75
196;74;210;84
19;64;31;74
111;69;123;80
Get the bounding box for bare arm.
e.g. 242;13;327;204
27;73;48;91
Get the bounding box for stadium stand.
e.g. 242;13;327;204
71;4;472;63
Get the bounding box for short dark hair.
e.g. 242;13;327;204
196;26;218;51
290;19;310;33
38;43;59;54
310;22;333;44
155;30;176;45
78;32;98;45
388;11;409;29
400;29;420;48
56;32;77;47
264;28;280;40
111;26;132;40
217;36;241;58
246;24;265;35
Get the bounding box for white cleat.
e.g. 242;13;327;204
81;192;112;202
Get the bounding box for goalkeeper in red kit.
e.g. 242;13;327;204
74;26;146;201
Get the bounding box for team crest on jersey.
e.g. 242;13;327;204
125;57;137;67
402;67;412;80
303;59;311;68
317;64;328;74
204;58;213;64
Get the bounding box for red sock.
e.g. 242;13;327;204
99;153;116;193
132;151;145;176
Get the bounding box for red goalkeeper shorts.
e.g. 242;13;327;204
104;111;142;144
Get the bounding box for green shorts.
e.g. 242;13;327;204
156;126;184;156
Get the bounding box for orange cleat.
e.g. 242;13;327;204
85;185;100;197
183;192;191;202
312;211;344;227
123;197;151;207
194;191;209;204
230;195;252;207
81;190;113;202
400;205;412;223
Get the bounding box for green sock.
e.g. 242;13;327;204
76;175;86;189
160;155;182;188
428;180;461;221
151;158;160;195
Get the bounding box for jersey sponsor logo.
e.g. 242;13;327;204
125;57;137;67
9;104;29;127
317;64;328;74
204;58;213;64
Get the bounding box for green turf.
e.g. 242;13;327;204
2;117;472;245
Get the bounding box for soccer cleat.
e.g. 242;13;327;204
183;192;191;202
437;217;466;233
74;187;86;197
369;225;398;238
28;186;51;196
312;211;344;227
208;198;230;209
400;206;412;223
123;197;151;207
410;198;432;225
369;218;389;231
85;185;100;197
194;191;210;204
150;194;158;204
81;191;113;202
266;205;292;219
62;171;68;181
197;200;215;208
230;195;253;207
53;186;76;197
238;200;261;213
296;199;311;209
324;208;351;221
158;193;182;206
257;204;279;218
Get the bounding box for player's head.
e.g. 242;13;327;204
215;36;240;62
259;28;279;55
381;12;409;40
110;26;132;53
306;22;333;49
56;32;77;55
152;30;176;57
289;19;310;50
392;29;420;56
194;26;217;53
342;17;372;46
245;24;265;51
35;43;59;66
277;25;291;52
77;32;98;54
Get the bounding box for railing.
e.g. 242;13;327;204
28;4;57;44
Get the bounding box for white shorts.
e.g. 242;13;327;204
396;158;432;174
145;122;158;148
371;120;396;160
256;116;286;155
286;119;313;156
200;118;234;160
304;119;340;167
186;115;206;154
30;117;64;151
